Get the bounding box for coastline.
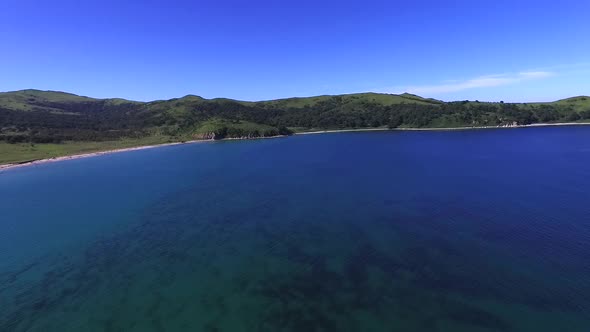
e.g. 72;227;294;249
295;122;590;135
0;135;289;172
2;122;589;172
0;140;207;172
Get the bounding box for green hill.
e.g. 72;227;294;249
543;96;590;112
1;89;589;164
251;92;442;110
0;89;96;112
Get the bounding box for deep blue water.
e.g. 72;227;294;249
1;127;590;331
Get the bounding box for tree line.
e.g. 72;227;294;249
1;96;589;144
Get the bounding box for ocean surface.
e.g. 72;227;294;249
1;127;590;331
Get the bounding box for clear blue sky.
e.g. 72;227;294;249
1;0;589;102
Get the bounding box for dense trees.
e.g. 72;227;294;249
0;106;147;143
1;92;588;144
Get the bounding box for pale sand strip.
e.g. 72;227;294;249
0;135;289;172
1;123;589;172
296;122;590;135
0;140;206;172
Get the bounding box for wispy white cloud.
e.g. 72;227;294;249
531;62;590;72
386;71;554;95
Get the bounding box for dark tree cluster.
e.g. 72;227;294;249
1;94;588;144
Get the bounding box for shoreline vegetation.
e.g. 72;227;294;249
1;89;589;170
2;122;590;172
296;121;590;134
0;135;289;172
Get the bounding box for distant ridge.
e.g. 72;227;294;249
1;88;587;109
1;88;589;165
0;87;589;145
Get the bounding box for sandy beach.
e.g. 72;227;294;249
296;122;590;135
0;135;289;172
2;122;589;172
0;140;207;172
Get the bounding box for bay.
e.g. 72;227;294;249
1;127;590;331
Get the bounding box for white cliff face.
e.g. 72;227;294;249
193;132;217;140
498;121;519;128
192;131;284;140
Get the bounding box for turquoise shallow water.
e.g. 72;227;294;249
1;127;590;331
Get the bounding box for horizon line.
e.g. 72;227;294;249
1;88;588;104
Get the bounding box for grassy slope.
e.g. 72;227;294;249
2;89;587;109
0;89;141;112
131;92;445;134
0;136;176;165
1;89;589;165
253;92;442;109
539;96;590;112
0;118;281;165
193;118;277;135
2;89;586;113
0;90;94;111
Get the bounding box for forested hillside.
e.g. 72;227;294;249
1;89;589;144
